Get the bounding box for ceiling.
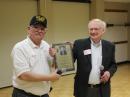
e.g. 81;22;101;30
105;0;130;3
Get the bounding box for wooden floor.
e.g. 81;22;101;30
0;64;130;97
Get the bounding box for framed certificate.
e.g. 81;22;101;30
52;42;75;75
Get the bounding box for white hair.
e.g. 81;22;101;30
88;19;106;31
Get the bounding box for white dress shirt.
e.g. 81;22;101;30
88;40;102;84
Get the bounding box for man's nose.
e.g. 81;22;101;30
91;29;96;33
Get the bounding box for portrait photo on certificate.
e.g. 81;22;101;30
52;42;75;75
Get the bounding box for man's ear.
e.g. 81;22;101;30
27;26;30;30
27;26;31;35
102;29;105;34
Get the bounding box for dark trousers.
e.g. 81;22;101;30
86;87;101;97
12;88;49;97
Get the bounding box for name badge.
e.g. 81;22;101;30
83;49;91;55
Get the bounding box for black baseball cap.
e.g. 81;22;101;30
29;15;47;28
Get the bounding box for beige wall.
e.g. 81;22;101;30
105;2;129;10
105;2;130;61
90;0;104;20
40;0;90;43
0;0;37;88
127;4;130;60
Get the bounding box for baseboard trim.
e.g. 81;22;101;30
0;85;12;89
117;61;130;65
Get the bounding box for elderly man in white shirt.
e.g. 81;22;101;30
73;19;117;97
11;15;61;97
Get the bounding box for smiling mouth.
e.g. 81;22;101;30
91;34;97;36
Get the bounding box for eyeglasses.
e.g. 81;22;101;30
30;25;47;32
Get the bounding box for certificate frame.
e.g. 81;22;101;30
52;42;75;75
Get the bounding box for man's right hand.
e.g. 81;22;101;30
50;70;61;81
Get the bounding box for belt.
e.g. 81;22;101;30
88;84;101;88
13;87;48;97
